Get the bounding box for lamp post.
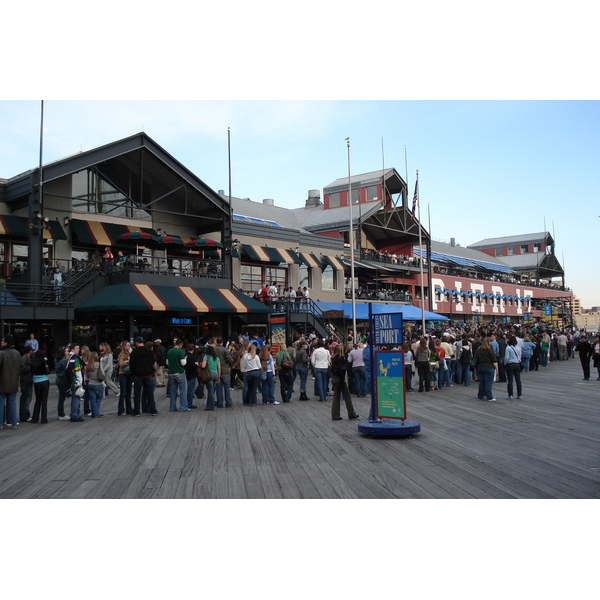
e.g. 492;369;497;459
346;138;357;344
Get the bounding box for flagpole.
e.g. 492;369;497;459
415;171;426;335
347;138;357;343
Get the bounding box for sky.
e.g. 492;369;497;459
1;100;598;307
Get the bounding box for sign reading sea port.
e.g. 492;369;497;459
373;313;403;345
375;350;406;420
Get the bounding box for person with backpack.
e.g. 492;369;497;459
275;343;294;402
330;343;359;421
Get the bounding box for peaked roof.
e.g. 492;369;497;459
468;232;553;249
323;167;406;195
292;200;383;231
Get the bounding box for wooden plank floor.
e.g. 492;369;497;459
1;356;599;499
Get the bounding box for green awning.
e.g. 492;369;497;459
77;284;271;314
0;214;66;240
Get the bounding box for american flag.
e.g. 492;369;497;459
412;179;418;215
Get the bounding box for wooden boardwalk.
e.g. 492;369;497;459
1;356;598;499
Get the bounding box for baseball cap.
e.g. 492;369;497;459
135;336;145;343
154;338;162;344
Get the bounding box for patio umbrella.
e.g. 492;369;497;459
184;237;222;248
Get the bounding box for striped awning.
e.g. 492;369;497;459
71;220;157;247
241;244;302;264
298;252;322;269
77;284;271;314
321;255;345;271
0;214;66;241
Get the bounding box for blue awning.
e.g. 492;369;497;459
316;302;449;321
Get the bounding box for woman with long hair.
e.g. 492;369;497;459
539;332;551;367
401;342;415;392
259;344;278;404
475;337;499;401
117;341;133;416
201;344;221;411
86;351;105;417
330;344;359;420
30;350;50;424
295;340;310;401
242;343;261;406
99;342;119;396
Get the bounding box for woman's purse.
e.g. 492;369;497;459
201;361;212;384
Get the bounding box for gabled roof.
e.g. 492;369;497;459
228;195;308;232
498;252;546;270
323;167;406;195
468;232;553;249
292;200;383;231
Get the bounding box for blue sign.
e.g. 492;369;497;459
544;304;552;317
373;313;403;345
171;317;192;325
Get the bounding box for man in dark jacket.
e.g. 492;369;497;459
0;335;22;429
154;339;167;387
129;336;158;416
214;337;233;408
576;336;593;380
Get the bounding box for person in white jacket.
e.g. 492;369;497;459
310;340;331;402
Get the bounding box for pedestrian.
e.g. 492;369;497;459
166;338;189;412
19;346;34;422
85;352;105;418
504;335;523;400
52;266;64;302
154;339;167;387
130;337;158;416
402;342;415;392
214;337;233;408
259;344;277;405
24;332;39;353
475;337;499;402
99;342;120;396
521;335;536;372
201;344;221;410
29;350;50;423
65;343;85;422
330;344;359;421
310;340;331;402
0;335;21;430
103;246;114;274
295;340;310;400
347;343;367;397
415;337;431;393
117;341;133;416
52;346;70;421
575;335;593;381
275;343;294;402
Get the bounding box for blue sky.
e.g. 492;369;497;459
1;100;598;307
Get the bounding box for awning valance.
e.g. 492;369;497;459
321;255;345;271
298;252;322;269
77;284;271;314
241;244;302;264
71;220;157;247
0;214;66;241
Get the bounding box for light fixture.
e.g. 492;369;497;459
64;217;70;226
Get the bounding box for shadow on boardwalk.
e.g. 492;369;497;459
1;356;599;499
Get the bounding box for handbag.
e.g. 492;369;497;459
201;362;212;384
281;357;293;370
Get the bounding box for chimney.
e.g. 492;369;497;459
218;189;225;195
450;237;456;247
263;198;274;206
306;189;321;207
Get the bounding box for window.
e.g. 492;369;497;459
299;264;310;289
366;185;378;201
521;245;528;253
533;243;541;252
264;267;287;288
322;265;336;290
241;265;263;292
329;192;340;208
507;247;515;255
495;248;503;257
351;188;359;204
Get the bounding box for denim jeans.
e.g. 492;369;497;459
278;369;293;401
477;366;496;400
244;370;260;405
205;373;218;410
186;377;197;408
216;372;232;407
540;349;548;367
0;392;18;425
438;360;451;388
87;383;105;417
521;356;531;372
314;368;328;402
70;386;82;418
118;373;133;414
296;365;309;392
261;371;275;404
404;364;413;391
460;363;471;386
134;376;157;414
168;372;188;411
19;382;33;422
352;366;367;397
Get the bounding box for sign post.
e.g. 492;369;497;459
357;304;421;437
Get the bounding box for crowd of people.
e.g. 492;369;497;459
1;323;598;431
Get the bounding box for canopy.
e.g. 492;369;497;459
316;301;449;321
